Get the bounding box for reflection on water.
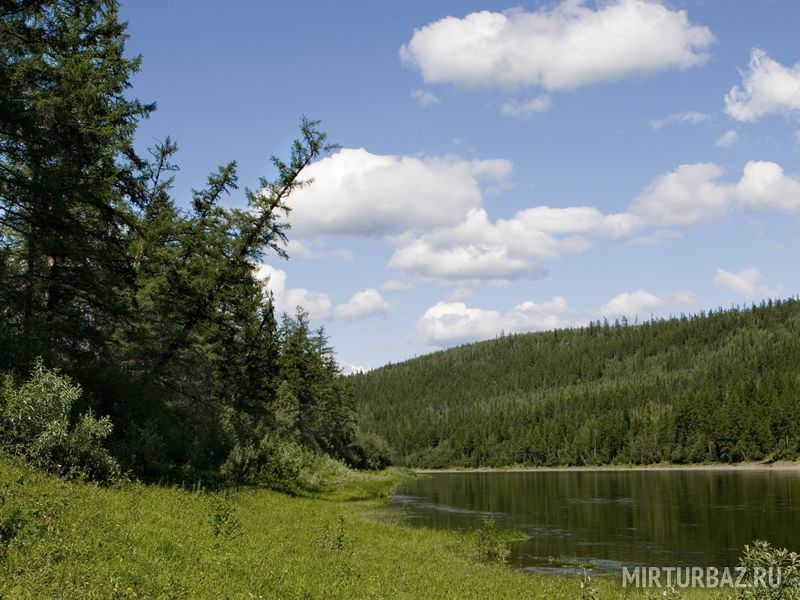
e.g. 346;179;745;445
391;470;800;574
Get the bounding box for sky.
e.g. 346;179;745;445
120;1;800;372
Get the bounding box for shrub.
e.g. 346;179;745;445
736;540;800;599
0;360;120;482
222;435;334;494
353;429;395;470
472;517;511;564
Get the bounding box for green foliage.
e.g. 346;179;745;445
579;569;600;600
209;493;241;538
0;458;641;599
353;300;800;468
0;1;360;486
471;517;512;564
354;429;396;470
736;540;800;599
0;360;119;481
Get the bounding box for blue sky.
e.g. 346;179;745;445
120;1;800;372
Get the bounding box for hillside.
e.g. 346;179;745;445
353;299;800;468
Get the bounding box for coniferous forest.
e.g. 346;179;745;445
353;300;800;468
0;1;366;485
5;3;800;598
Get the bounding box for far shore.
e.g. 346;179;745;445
415;461;800;474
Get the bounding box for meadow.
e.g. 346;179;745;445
0;458;730;599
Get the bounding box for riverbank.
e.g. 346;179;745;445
416;460;800;474
2;457;703;599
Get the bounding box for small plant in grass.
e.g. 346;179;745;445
209;493;240;538
319;516;351;557
472;517;511;564
578;567;599;600
0;494;24;550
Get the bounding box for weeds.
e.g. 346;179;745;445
472;517;513;564
209;493;240;538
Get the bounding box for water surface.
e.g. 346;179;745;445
391;470;800;574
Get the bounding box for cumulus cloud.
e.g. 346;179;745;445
284;239;353;262
256;265;332;320
630;163;734;226
387;160;798;284
714;267;782;299
338;362;371;375
725;49;800;122
736;161;800;211
628;161;800;227
286;148;511;237
715;130;739;148
600;289;695;318
285;146;800;286
389;207;598;283
334;288;390;319
389;204;646;284
650;111;711;130
417;296;571;346
410;89;440;107
400;0;713;90
256;266;391;321
500;95;552;118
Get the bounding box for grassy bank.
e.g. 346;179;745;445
0;458;719;599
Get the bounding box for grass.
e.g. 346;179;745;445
0;458;722;599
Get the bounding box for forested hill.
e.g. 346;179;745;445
353;299;800;468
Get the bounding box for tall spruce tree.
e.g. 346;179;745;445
0;0;152;371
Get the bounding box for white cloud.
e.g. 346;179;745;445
794;130;800;143
630;163;734;226
256;265;332;320
338;362;371;375
600;289;695;318
650;111;711;130
725;49;800;122
715;130;739;148
287;148;511;237
388;204;643;284
410;89;440;107
334;288;391;319
284;239;354;262
389;207;591;283
417;296;571;346
736;161;800;212
400;0;713;90
285;239;322;260
500;95;552;118
287;147;799;286
628;161;800;227
714;267;781;299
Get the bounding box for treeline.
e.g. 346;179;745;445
0;1;366;483
353;299;800;468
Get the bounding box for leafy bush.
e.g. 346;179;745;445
0;360;120;481
736;540;800;599
471;517;512;564
353;429;395;470
209;493;241;538
221;434;351;494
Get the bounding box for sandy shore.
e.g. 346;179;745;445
416;461;800;474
